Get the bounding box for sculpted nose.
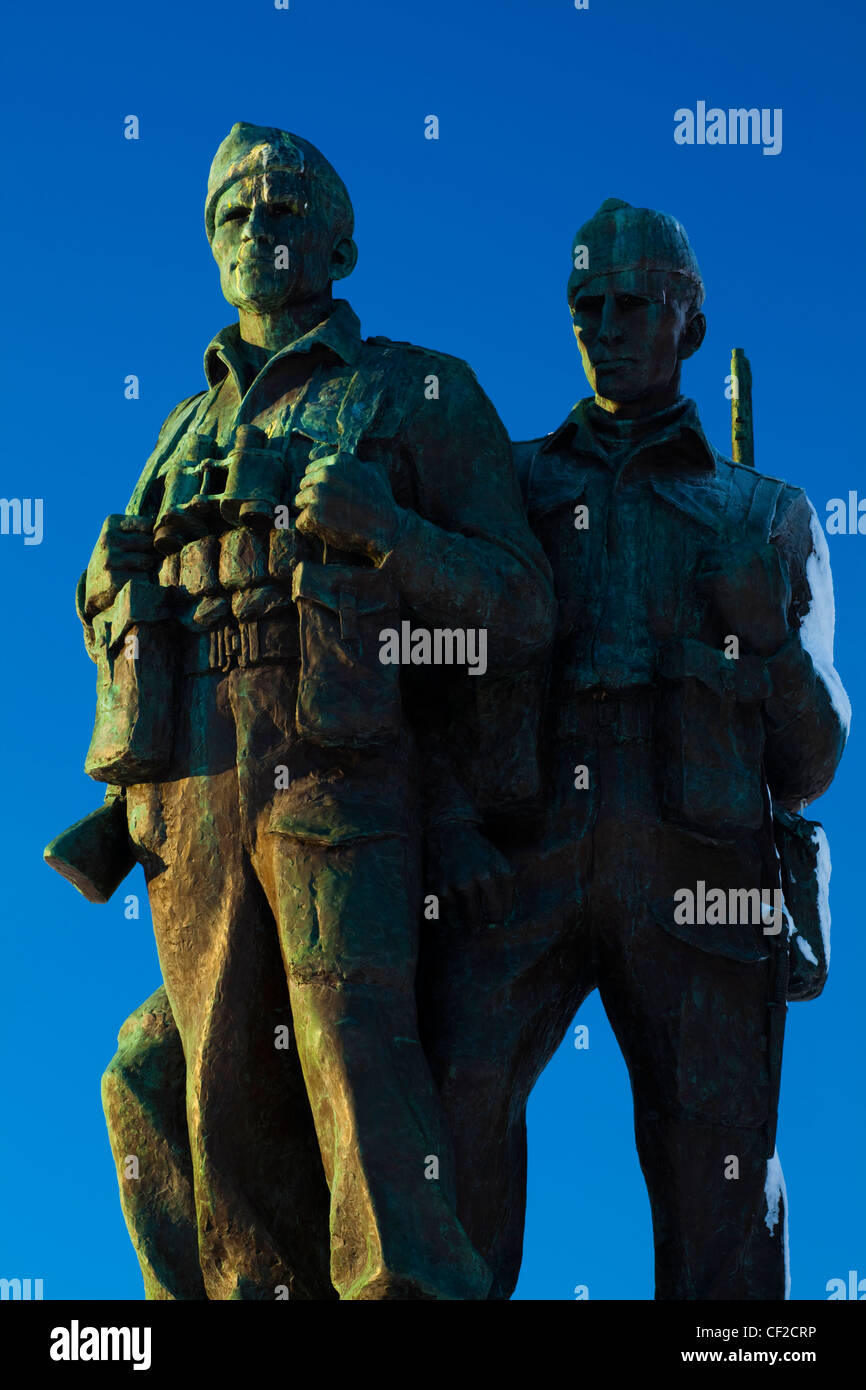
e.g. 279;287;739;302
245;205;274;245
597;301;624;348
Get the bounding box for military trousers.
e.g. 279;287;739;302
107;660;490;1300
420;690;789;1301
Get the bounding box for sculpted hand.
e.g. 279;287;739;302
294;450;401;560
426;823;515;927
697;541;792;656
84;514;158;618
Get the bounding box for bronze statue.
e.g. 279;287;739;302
46;161;848;1300
420;198;849;1299
46;122;554;1300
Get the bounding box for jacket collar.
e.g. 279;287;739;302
203;297;364;390
541;395;717;474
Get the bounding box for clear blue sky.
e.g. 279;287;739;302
1;0;863;1300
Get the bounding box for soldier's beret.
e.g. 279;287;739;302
205;122;354;242
567;197;704;309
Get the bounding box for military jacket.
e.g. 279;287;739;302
514;395;849;834
79;299;555;812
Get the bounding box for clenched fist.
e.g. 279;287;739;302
294;450;401;561
84;514;158;618
426;823;516;927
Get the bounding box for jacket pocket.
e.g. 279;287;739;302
657;639;770;835
267;774;408;846
85;579;177;783
292;560;401;749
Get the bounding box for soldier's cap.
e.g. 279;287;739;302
205;122;354;243
567;197;704;310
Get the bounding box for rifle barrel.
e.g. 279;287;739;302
731;347;755;468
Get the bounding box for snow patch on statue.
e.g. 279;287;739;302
764;1148;791;1299
800;508;852;736
812;823;832;966
795;933;819;966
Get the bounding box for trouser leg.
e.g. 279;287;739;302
127;772;334;1300
631;1112;788;1300
101;987;205;1300
419;815;593;1299
592;820;788;1300
262;829;492;1300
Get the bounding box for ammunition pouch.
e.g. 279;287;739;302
85;578;177;783
292;559;401;749
773;803;830;1001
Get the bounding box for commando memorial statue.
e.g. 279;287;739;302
45;135;848;1300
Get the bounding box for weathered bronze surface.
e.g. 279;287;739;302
53;123;554;1301
420;198;848;1299
47;158;847;1300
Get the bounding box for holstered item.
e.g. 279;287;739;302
773;802;831;1001
43;791;136;903
292;559;401;748
85;578;177;783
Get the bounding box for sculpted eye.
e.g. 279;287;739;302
220;206;248;224
269;201;300;217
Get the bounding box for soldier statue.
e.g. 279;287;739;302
46;122;554;1300
420;198;849;1300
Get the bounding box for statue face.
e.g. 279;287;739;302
570;268;700;403
211;170;355;313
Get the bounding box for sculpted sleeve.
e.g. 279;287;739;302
764;488;850;808
376;352;555;669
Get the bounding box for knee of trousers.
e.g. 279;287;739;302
101;987;186;1145
269;834;421;990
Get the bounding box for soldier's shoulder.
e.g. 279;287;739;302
156;390;208;438
513;436;549;458
364;335;477;375
713;448;795;493
512;437;549;494
713;450;813;542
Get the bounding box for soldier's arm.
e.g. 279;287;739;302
377;354;555;667
418;734;515;925
764;489;850;808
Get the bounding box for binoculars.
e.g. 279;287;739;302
153;425;288;555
